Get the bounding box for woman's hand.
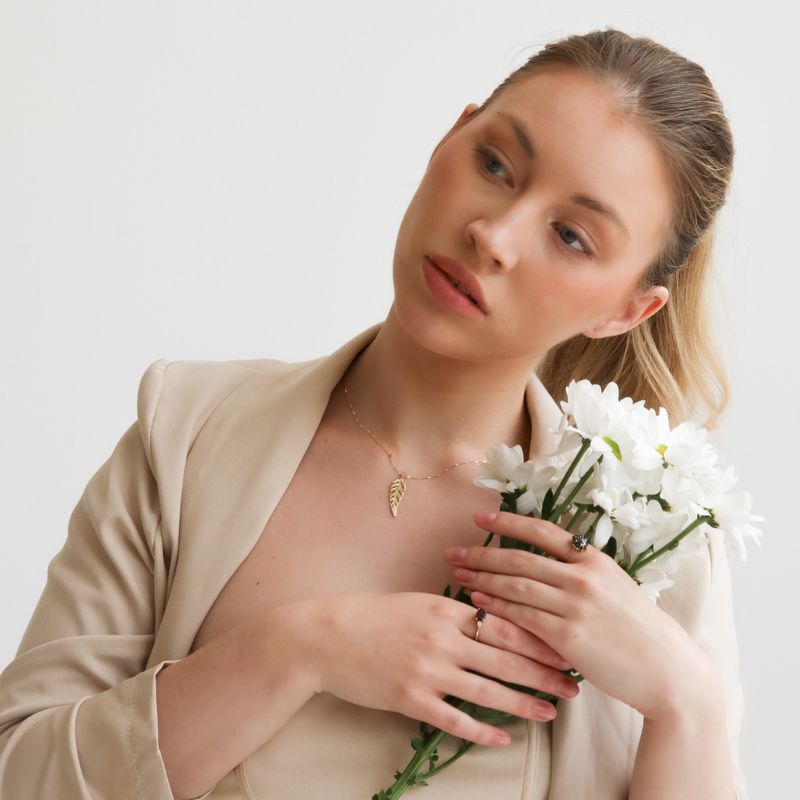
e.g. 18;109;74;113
444;510;718;720
293;590;581;746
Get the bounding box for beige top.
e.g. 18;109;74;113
0;321;746;799
205;695;550;799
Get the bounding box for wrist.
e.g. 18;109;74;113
241;599;324;702
646;652;725;725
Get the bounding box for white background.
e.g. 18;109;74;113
1;2;795;796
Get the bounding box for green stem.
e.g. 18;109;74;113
379;726;449;799
549;463;596;523
583;510;604;545
627;515;712;575
550;440;591;512
564;505;590;532
418;739;477;778
375;471;600;799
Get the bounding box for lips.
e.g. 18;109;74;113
426;254;488;313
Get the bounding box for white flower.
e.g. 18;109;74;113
635;564;676;601
631;411;720;510
514;465;561;516
695;465;765;561
579;470;637;550
473;444;528;492
559;380;648;464
630;406;672;471
625;500;695;562
472;379;761;595
474;444;560;517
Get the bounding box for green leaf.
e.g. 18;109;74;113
541;488;555;519
499;535;533;552
601;436;622;461
453;586;473;605
642;493;671;512
601;536;617;558
442;583;452;598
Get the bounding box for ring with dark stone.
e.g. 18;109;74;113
474;607;488;641
571;533;589;551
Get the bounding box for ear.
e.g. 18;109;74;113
428;102;481;163
582;285;669;339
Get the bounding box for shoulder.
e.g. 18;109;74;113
134;355;313;474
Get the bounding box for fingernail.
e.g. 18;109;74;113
492;732;511;745
473;510;498;525
444;546;467;561
471;591;493;606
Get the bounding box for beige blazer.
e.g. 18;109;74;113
0;321;746;799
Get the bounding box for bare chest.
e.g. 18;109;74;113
190;419;493;653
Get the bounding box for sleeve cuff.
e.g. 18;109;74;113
76;658;219;800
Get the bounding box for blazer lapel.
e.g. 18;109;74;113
150;321;384;659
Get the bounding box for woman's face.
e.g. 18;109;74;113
391;67;674;365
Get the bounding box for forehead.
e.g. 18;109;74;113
483;69;675;252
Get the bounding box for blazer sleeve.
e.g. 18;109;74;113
656;528;748;799
0;360;214;800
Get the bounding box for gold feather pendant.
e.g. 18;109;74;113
388;474;407;517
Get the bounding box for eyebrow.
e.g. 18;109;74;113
495;110;630;240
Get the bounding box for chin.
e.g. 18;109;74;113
389;285;488;364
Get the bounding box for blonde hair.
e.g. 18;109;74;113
478;28;734;429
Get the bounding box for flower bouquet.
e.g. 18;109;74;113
371;379;762;799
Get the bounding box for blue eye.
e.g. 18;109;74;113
473;145;509;181
555;223;593;258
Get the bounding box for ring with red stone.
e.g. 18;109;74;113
473;607;488;641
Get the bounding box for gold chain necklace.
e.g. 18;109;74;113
342;384;488;517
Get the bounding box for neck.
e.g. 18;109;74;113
337;307;539;476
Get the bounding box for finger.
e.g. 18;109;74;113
459;607;570;669
454;568;570;617
459;639;580;700
473;510;593;561
444;667;560;724
413;696;516;747
445;545;570;589
468;590;563;646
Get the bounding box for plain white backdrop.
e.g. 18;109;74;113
1;1;795;796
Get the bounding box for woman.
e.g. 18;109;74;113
0;27;744;800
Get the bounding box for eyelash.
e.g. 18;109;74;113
472;144;594;259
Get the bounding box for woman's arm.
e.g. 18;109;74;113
629;660;736;799
0;419;185;800
155;602;318;800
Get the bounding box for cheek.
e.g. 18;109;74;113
516;267;622;333
415;157;472;222
562;279;621;315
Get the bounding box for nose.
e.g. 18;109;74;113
464;214;522;273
